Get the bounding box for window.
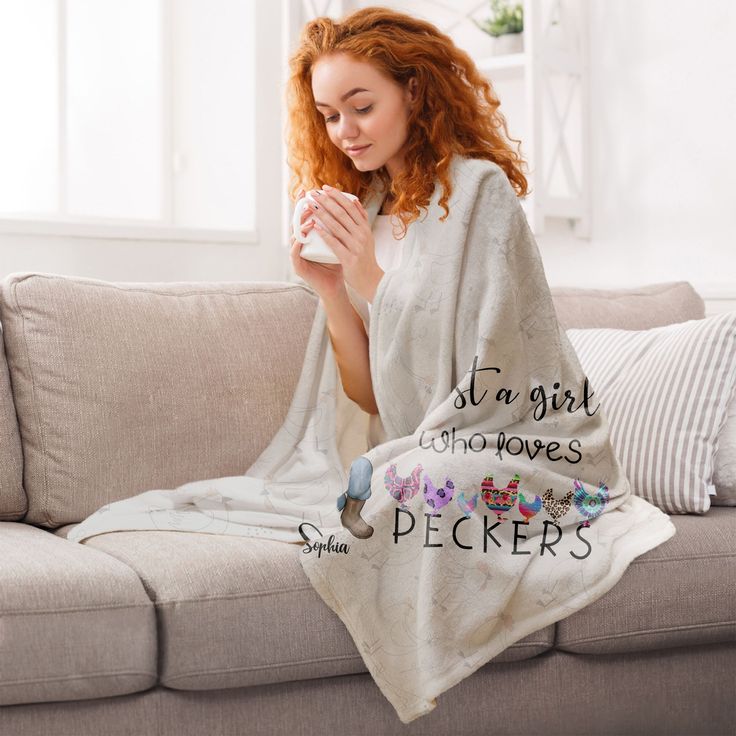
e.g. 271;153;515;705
0;0;257;242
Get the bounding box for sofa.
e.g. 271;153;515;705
0;272;733;736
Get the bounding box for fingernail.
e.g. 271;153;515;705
323;184;333;190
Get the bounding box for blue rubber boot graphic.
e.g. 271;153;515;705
336;456;374;539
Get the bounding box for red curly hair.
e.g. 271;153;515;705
285;6;530;239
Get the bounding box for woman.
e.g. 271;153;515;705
284;10;677;724
286;6;528;538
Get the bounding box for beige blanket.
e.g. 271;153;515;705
298;155;677;723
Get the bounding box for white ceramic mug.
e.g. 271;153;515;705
292;190;360;264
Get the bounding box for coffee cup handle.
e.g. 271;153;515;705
292;196;313;243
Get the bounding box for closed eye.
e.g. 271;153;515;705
325;105;373;123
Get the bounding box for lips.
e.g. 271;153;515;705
347;144;370;153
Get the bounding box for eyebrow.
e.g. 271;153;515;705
315;87;371;109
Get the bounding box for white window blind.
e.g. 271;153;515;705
0;0;257;242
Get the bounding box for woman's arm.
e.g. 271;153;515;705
321;289;379;415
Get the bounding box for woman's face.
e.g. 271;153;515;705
311;53;417;179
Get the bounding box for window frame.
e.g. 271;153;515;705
0;0;270;246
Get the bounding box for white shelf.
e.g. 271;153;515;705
475;52;526;76
471;0;592;238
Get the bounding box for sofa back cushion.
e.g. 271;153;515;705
0;273;317;527
0;324;26;519
550;280;705;330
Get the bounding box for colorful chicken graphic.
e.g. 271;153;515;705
572;478;610;527
384;463;423;510
480;473;520;522
455;491;479;518
423;473;455;515
517;491;543;523
541;487;574;523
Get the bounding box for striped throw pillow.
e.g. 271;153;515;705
566;312;736;514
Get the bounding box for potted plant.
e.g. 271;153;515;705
474;0;524;56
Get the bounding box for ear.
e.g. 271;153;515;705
406;76;419;107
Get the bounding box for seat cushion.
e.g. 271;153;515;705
556;507;736;654
0;325;25;520
53;525;553;692
0;273;317;528
0;522;157;706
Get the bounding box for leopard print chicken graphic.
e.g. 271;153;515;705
541;487;574;523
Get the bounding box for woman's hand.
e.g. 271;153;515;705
290;188;347;302
303;186;385;303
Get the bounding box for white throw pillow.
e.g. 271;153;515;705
566;311;736;514
712;395;736;505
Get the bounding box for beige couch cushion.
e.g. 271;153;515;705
0;325;25;520
550;280;705;330
0;275;706;528
0;274;317;527
53;524;553;691
0;521;156;706
556;506;736;654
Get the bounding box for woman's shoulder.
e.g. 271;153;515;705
448;155;514;206
450;155;508;187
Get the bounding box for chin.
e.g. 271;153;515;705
351;159;380;172
353;152;383;168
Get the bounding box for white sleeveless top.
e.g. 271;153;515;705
368;214;407;315
337;213;412;452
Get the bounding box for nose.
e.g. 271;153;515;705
335;115;359;140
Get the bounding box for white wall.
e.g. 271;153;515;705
539;0;736;315
0;1;734;313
